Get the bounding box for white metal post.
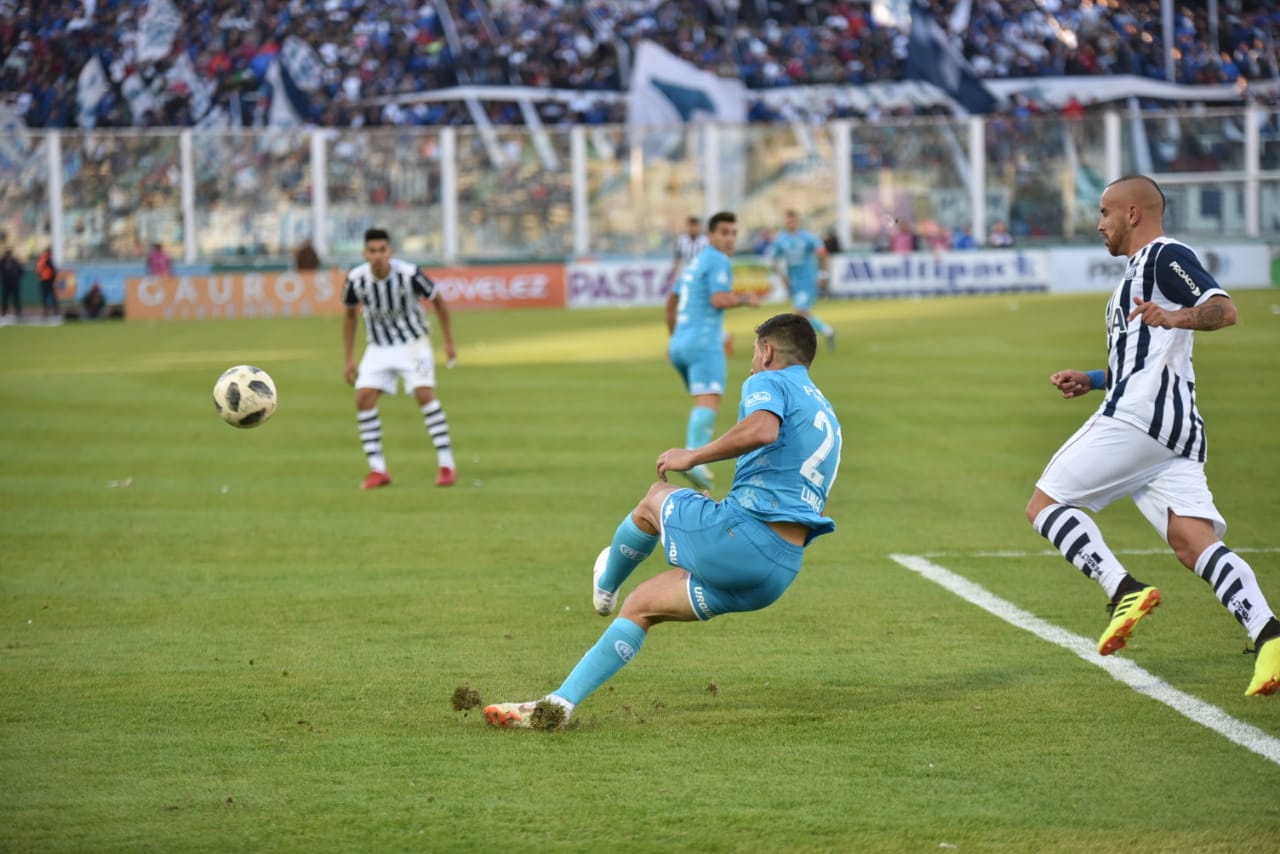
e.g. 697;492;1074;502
969;116;986;244
441;128;458;264
570;125;589;257
1244;101;1260;238
834;119;851;249
180;130;196;264
703;123;720;215
1104;111;1122;182
310;130;328;261
47;132;64;265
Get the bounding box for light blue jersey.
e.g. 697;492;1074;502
770;229;823;292
670;244;733;353
724;364;841;541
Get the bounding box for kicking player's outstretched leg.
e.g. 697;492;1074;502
593;514;659;616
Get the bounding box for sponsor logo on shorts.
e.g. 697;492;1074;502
744;391;772;407
668;536;679;564
619;544;645;561
692;585;713;619
614;640;636;662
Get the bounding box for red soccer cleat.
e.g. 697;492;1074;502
362;470;391;490
435;467;457;487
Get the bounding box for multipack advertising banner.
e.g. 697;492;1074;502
827;249;1049;298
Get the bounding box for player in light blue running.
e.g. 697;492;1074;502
664;211;760;492
770;209;835;350
485;314;843;729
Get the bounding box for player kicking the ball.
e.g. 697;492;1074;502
1026;175;1280;696
342;228;458;489
485;313;842;729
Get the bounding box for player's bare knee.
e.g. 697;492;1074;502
1025;492;1051;525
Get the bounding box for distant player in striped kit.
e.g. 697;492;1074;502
667;215;708;285
342;228;458;489
1026;175;1279;697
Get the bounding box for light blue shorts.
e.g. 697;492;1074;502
668;341;726;396
790;283;818;311
659;489;804;620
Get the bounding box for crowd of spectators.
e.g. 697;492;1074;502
2;0;1279;130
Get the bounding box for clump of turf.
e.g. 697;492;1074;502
528;699;566;730
451;685;482;711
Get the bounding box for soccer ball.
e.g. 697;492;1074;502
213;365;277;428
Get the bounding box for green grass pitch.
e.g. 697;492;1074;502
2;291;1278;851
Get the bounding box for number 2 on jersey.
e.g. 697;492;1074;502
800;410;840;490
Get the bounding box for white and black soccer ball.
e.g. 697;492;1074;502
213;365;277;428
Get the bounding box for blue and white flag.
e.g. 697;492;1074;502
265;59;305;128
906;0;995;115
628;40;747;127
279;36;324;93
165;52;216;121
137;0;182;62
266;36;323;127
76;55;110;128
0;103;31;171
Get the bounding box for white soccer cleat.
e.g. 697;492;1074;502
592;547;617;616
484;701;537;729
484;699;568;730
682;464;714;492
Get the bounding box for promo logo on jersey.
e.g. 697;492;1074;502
745;390;773;407
1167;260;1202;296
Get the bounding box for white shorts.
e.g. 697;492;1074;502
356;338;436;394
1036;412;1226;542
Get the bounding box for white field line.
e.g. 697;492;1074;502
889;553;1280;767
922;547;1280;559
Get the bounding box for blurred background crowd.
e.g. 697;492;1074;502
3;0;1279;129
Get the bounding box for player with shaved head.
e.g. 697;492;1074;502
1026;175;1280;697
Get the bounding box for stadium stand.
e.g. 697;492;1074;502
3;1;1279;129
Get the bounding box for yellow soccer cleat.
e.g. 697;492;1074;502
1097;586;1161;656
1245;638;1280;697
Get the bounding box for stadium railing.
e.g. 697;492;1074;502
0;104;1277;271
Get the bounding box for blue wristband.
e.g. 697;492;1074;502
1087;370;1105;390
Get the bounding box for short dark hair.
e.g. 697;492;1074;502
707;211;736;233
686;215;700;225
1109;175;1166;214
755;313;817;367
364;228;391;244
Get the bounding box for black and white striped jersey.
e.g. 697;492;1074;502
342;259;438;346
674;233;708;265
1099;237;1228;462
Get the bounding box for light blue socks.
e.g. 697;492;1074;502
597;516;659;593
686;405;715;450
554;617;648;705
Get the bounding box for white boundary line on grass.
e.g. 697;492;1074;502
889;553;1280;767
921;547;1280;559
